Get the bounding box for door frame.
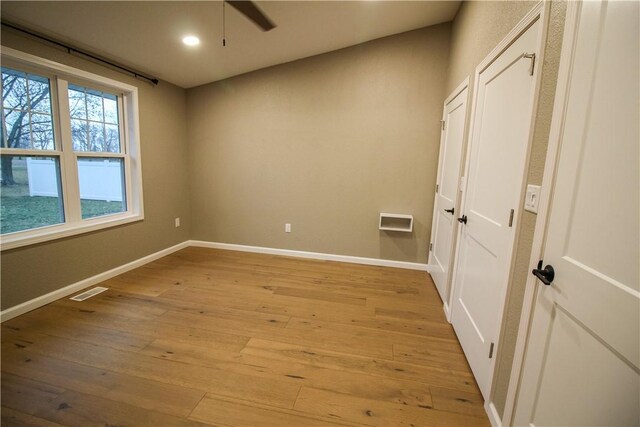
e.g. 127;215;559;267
445;2;550;423
501;2;584;424
428;76;470;321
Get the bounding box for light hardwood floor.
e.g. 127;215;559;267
1;247;489;426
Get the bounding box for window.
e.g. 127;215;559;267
0;48;143;249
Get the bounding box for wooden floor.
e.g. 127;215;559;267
1;247;489;426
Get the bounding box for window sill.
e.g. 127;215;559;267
0;213;143;251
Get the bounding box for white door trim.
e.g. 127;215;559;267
501;2;581;424
447;0;550;414
444;77;470;108
428;76;470;321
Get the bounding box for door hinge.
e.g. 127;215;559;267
508;209;515;227
489;342;495;359
440;120;445;131
524;53;536;76
429;243;433;251
436;184;439;193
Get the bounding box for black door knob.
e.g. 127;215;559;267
532;263;555;285
444;208;455;215
457;215;467;224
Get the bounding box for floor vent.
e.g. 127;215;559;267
70;287;108;301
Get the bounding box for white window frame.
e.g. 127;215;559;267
0;47;144;250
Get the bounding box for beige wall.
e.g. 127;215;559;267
445;0;567;418
0;30;192;310
187;25;451;263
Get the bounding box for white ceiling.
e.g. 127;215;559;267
1;1;460;88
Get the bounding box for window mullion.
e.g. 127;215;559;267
56;78;82;223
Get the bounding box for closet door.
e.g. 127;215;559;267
513;1;639;425
428;81;468;313
450;15;542;400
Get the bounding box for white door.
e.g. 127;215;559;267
428;82;469;310
450;17;542;400
513;1;639;425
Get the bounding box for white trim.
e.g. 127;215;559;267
476;3;545;75
0;213;144;251
502;2;581;424
447;0;549;403
0;241;189;322
485;401;503;427
444;76;470;106
189;240;428;271
443;301;451;322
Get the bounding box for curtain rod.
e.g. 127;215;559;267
1;21;160;86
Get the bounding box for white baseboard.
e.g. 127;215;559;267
0;241;190;322
443;301;452;323
1;239;427;323
486;401;503;427
189;240;428;271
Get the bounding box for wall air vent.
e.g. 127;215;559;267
69;287;108;301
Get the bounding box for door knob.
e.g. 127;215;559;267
457;215;467;224
444;208;455;215
532;261;555;285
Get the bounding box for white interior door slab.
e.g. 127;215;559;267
513;1;639;425
450;17;542;400
428;81;468;310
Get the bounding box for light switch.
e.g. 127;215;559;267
524;185;541;213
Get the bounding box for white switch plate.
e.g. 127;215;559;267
175;217;181;227
524;185;541;213
285;223;291;233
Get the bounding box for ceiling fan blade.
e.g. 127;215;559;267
226;1;276;32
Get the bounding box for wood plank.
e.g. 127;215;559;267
4;312;154;352
34;390;211;427
273;286;367;306
2;332;301;410
2;350;206;418
429;386;487;418
189;393;353;426
0;373;65;416
268;275;421;296
393;343;471;372
140;337;433;408
294;386;490;427
256;300;454;339
286;317;462;353
0;407;65;427
375;307;447;323
242;338;479;393
159;310;393;359
8;304;250;353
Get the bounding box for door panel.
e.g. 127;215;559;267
531;305;638;427
514;1;639;425
451;18;542;400
429;84;468;306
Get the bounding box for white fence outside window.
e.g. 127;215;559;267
27;158;123;202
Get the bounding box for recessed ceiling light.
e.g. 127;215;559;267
182;35;200;47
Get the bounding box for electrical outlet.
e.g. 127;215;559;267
285;223;291;233
175;217;181;227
